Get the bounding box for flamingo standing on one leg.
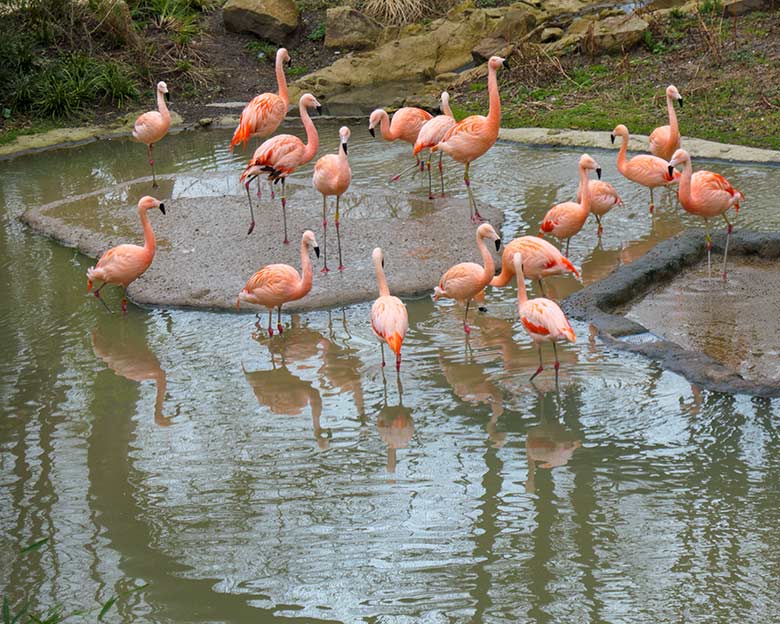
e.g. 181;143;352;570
539;154;601;256
576;177;623;237
612;124;678;214
413;91;456;199
369;106;432;183
312;126;351;272
370;247;409;371
236;230;320;335
668;148;744;280
649;85;683;161
431;55;508;222
87;196;165;314
491;236;579;296
513;253;576;383
433;222;501;334
239;93;321;242
132;81;171;188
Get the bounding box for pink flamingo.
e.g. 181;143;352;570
370;247;409;371
230;48;291;151
413;91;456;199
649;85;683;161
87;196;165;314
433;222;501;334
612;124;678;213
239;93;321;241
576;177;623;237
369;106;433;182
132;81;170;188
491;235;579;296
312;126;351;272
513;253;576;383
431;56;508;222
539;154;601;256
668;148;744;280
236;230;320;335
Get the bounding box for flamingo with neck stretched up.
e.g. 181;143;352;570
369;105;432;183
413;91;456;199
132;81;171;188
370;247;409;372
649;84;683;161
576;176;623;237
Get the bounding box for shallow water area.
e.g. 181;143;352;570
2;120;780;623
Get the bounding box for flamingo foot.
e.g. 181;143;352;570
649;203;655;214
121;298;127;315
529;366;544;381
464;323;471;334
390;175;401;182
283;237;289;245
277;323;284;334
338;265;345;271
321;266;330;273
396;356;401;372
429;193;435;200
268;327;274;337
247;220;255;235
597;224;603;237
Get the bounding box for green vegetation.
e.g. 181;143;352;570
245;38;278;62
288;65;311;77
307;22;326;41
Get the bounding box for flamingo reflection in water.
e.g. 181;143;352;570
91;325;178;426
376;373;414;473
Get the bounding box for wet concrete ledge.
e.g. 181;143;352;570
20;173;502;313
563;229;780;397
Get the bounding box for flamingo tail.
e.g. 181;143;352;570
230;118;251;152
386;332;403;356
560;256;580;278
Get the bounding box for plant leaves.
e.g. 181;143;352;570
98;596;117;621
3;597;10;624
20;538;49;554
10;600;30;624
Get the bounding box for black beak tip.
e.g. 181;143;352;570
596;167;602;180
316;105;322;115
342;142;348;155
159;203;166;214
495;239;501;251
165;92;170;102
369;127;375;138
287;58;292;66
678;97;683;108
381;259;385;268
610;134;615;144
502;60;510;69
668;165;675;177
314;246;320;259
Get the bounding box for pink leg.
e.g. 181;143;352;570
244;180;256;235
427;158;434;200
381;343;386;368
335;195;345;271
396;352;401;372
722;219;733;282
277;306;284;334
464;299;472;334
267;309;274;336
552;342;560;385
529;345;544;381
281;178;289;245
438;153;445;198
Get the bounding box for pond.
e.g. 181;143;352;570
2;120;780;623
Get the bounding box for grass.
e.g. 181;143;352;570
288;65;310;77
307;22;326;41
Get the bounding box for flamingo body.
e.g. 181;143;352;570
132;82;170;146
649;85;683;161
369;107;432;145
491;236;579;288
370;248;409;371
577;180;623;217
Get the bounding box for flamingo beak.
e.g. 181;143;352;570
495;239;501;252
158;203;166;215
610;134;615;144
668;164;675;177
381;259;385;268
369;127;375;137
316;105;322;115
502;59;510;69
678;97;683;108
596;167;602;180
287;58;292;67
342;141;348;155
164;92;170;102
314;246;320;259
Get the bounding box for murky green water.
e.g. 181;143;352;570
2;121;780;623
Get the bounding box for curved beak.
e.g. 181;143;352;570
381;259;385;268
314;246;320;259
369;127;375;138
287;58;292;67
495;239;501;252
668;164;675;177
610;133;615;144
342;141;348;155
678;96;683;108
316;105;322;115
596;167;602;180
158;203;166;215
502;59;510;69
164;92;170;103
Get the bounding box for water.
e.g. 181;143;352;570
2;120;780;623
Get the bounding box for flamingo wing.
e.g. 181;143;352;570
627;154;675;186
414;115;456;154
243;264;300;299
132;111;167;144
520;299;576;342
371;295;409;353
250;135;304;174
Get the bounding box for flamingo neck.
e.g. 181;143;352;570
300;101;319;163
578;165;592;215
297;241;313;296
154;373;167;425
442;98;454;118
514;256;528;306
667;95;678;138
379;111;393;141
677;158;693;205
156;89;170;121
139;208;156;259
616;134;628;175
275;52;289;106
486;65;501;129
374;256;390;297
476;231;495;283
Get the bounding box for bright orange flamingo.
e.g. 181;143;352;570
612;124;678;213
668;148;744;280
540;154;601;256
413;91;456;199
431;56;508;222
369;106;432;182
236;230;320;335
576;177;623;237
132;81;170;188
491;235;579;296
312;126;351;272
513;253;576;383
239;93;322;241
433;222;501;334
370;247;409;371
87;196;165;314
649;85;683;161
230;47;291;151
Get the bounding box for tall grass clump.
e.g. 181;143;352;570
360;0;455;25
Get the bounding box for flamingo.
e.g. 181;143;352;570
370;247;409;371
539;154;601;256
668;148;744;280
369;105;432;183
87;196;165;314
312;126;351;272
612;124;678;213
576;178;623;237
513;253;576;383
230;47;291;151
132;81;170;188
649;84;683;161
491;235;579;296
239;93;321;241
431;55;508;222
236;230;320;335
433;222;501;334
413;91;456;199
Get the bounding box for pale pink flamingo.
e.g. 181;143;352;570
433;222;501;334
370;247;409;371
431;56;508;222
87;196;165;314
668;148;744;280
312;126;351;272
236;230;320;335
239;93;321;241
369;106;432;183
132;81;170;188
513;253;576;383
413;91;456;199
576;178;623;237
612;123;679;213
649;85;683;161
539;154;601;256
230;48;291;151
491;235;579;296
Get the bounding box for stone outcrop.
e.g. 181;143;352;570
222;0;299;45
581;14;649;54
324;6;382;50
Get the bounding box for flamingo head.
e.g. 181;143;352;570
488;55;509;71
139;196;165;215
339;126;350;155
667;84;682;107
278;47;291;66
299;93;322;115
302;230;320;258
372;247;385;269
512;251;524;276
668;148;690;176
368;109;387;137
477;223;501;252
440;91;450;110
579;153;601;179
157;81;169;102
611;124;628;145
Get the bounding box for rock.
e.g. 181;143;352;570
324;6;382;50
93;0;142;49
581;14;649;55
222;0;298;45
492;4;538;40
471;36;513;63
197;117;213;127
540;26;564;42
721;0;771;16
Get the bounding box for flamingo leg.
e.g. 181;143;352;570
565;238;570;257
538;279;547;297
281;178;289;245
390;160;420;183
705;219;712;279
277;306;284;334
464;162;483;223
269;179;275;200
148;144;158;189
244;178;256;235
438;152;445;197
596;214;603;237
463;298;472;334
380;342;386;368
335;195;345;271
267;309;274;336
552;341;560;384
256;177;262;201
649;187;655;214
427;155;434;200
120;286;127;315
321;195;329;273
530;344;544;381
92;282;113;313
396;350;401;373
722;214;733;282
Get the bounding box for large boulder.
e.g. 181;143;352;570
222;0;299;45
324;6;382;50
471;36;513;63
492;3;538;40
721;0;771;15
582;14;649;54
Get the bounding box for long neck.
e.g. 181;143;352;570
379;111;393;140
300;102;319;163
156;89;170;121
297;242;313;296
139;208;156;258
442;98;454;118
374;257;390;297
677;159;693;205
476;233;495;284
667;95;678;137
486;65;501;129
578;165;591;214
276;53;289;106
514;257;528;306
616;134;628;175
